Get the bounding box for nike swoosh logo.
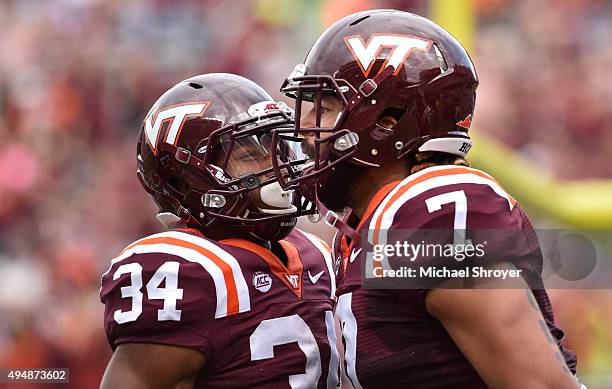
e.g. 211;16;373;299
349;248;362;263
308;270;324;284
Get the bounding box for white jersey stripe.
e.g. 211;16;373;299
101;230;251;318
369;166;466;243
301;231;337;300
325;310;340;389
160;231;251;314
366;166;457;244
368;167;515;246
377;173;515;244
106;242;229;318
365;168;515;276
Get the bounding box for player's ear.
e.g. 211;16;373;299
376;106;405;130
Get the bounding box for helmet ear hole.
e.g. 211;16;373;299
370;106;410;141
377;106;406;125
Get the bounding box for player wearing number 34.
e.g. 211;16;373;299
100;74;339;388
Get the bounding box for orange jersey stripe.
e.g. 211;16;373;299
369;167;515;274
121;236;240;316
372;167;515;245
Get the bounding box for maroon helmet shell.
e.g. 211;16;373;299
137;73;308;241
277;9;478;178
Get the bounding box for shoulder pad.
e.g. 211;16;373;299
367;166;517;244
102;230;251;319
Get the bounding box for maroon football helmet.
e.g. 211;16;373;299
137;73;310;241
272;10;478;236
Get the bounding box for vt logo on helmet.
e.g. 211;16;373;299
344;33;432;77
143;102;210;155
137;73;312;241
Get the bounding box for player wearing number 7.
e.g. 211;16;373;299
275;10;583;389
100;74;339;388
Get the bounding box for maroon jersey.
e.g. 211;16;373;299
100;228;339;388
333;165;576;388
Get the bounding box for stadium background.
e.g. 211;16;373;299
0;0;610;387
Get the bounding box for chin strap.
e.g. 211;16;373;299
314;183;361;245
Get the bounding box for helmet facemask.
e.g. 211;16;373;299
140;107;315;241
272;73;362;196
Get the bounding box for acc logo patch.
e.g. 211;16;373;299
144;102;210;154
252;271;272;293
345;34;432;77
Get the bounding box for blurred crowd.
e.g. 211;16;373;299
475;0;612;179
0;0;609;387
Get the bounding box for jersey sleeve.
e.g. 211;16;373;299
371;180;545;306
100;250;219;358
386;180;537;253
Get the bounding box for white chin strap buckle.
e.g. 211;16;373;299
258;181;297;215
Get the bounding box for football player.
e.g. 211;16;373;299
100;73;339;388
276;10;582;389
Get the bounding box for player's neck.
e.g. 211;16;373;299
318;159;411;221
269;241;289;267
349;159;411;220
